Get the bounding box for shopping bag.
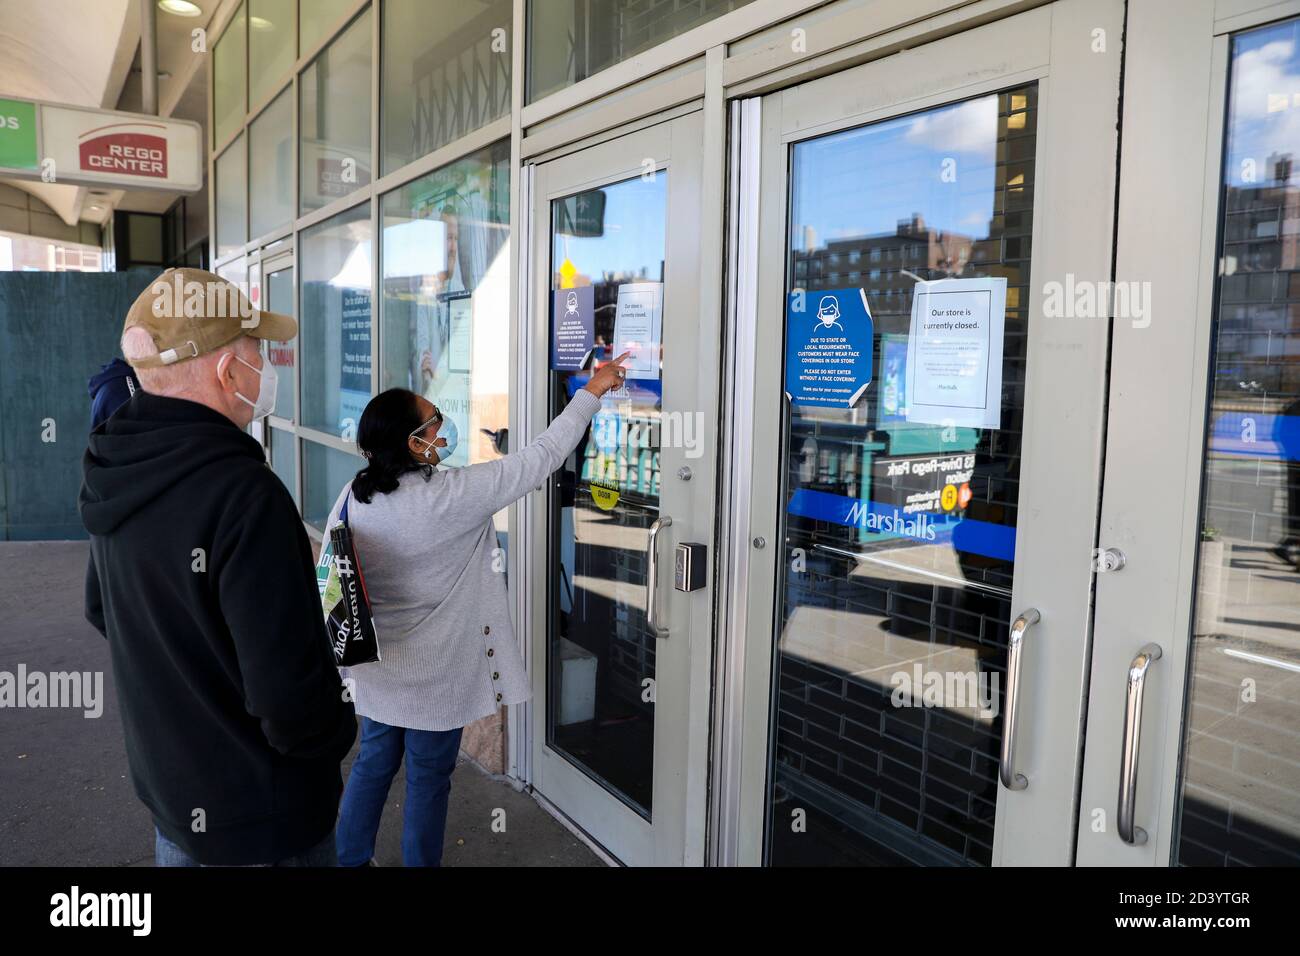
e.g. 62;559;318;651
316;491;380;666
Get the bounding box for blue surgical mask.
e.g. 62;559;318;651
411;411;458;463
432;415;458;462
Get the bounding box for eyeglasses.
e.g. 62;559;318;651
408;405;443;440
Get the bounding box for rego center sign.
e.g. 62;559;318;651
0;97;202;192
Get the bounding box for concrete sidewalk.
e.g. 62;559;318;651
0;540;601;867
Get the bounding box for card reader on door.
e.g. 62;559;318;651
674;542;707;592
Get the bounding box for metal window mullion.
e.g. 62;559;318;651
370;116;511;197
371;0;382;401
291;225;304;512
296;0;370;72
295;186;373;232
291;34;303;513
242;0;250;141
297;425;357;454
241;127;250;257
710;95;762;868
507;0;530;785
208;2;217;266
248;222;293;251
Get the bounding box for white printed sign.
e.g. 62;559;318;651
612;281;663;380
449;296;472;373
904;277;1007;429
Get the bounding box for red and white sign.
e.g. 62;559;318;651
78;125;170;179
38;103;201;192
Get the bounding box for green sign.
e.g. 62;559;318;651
0;98;38;171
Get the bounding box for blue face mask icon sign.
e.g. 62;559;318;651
551;285;596;371
785;287;874;408
816;295;843;330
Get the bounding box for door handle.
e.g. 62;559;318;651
998;608;1040;791
646;516;673;638
1117;643;1162;845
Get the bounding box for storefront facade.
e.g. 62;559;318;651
208;0;1300;866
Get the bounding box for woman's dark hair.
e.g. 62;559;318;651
351;388;432;503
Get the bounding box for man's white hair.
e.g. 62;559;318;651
120;327;257;399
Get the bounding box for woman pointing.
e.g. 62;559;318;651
326;351;629;866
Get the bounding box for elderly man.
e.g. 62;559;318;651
79;267;356;867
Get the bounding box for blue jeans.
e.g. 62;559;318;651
336;717;463;867
154;827;337;867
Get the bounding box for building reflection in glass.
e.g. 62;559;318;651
380;141;511;476
1178;18;1300;867
547;173;668;816
766;87;1036;866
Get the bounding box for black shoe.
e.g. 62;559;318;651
1272;539;1300;568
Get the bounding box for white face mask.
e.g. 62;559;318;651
224;351;278;421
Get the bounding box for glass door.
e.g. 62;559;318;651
724;0;1125;865
1079;0;1300;867
525;113;716;865
263;260;299;507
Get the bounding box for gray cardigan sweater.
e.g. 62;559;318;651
323;388;601;731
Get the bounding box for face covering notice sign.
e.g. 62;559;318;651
904;277;1006;429
784;288;874;408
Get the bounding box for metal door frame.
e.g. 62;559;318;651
1078;0;1300;866
520;110;719;866
717;0;1125;866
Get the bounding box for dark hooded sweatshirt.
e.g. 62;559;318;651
87;358;139;430
79;392;356;865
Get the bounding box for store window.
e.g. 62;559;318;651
379;140;510;473
269;427;297;505
300;0;357;55
215;135;247;261
249;0;295;107
381;0;511;174
213;2;247;147
300;202;372;440
304;440;362;531
164;201;185;263
299;8;372;214
1177;17;1300;866
127;215;163;265
0;232;103;272
215;256;247;294
765;88;1037;866
265;265;296;420
249;89;294;239
527;0;753;102
547;172;668;816
184;190;207;263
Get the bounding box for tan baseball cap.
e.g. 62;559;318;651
123;267;297;369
